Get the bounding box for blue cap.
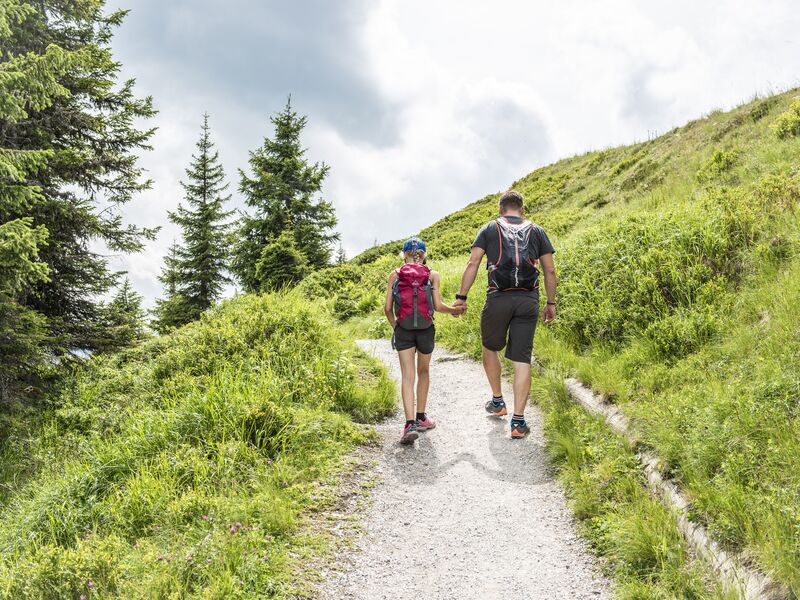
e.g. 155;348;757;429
402;237;426;252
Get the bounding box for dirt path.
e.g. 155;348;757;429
317;340;610;600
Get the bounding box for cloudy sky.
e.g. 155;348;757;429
106;0;799;306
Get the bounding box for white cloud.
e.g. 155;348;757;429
106;0;800;307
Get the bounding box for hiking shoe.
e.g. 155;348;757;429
485;399;508;417
416;415;436;431
510;421;531;439
400;422;419;445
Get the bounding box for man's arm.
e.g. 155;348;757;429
539;252;557;324
455;246;485;311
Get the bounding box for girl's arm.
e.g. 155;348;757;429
384;271;398;327
430;271;461;315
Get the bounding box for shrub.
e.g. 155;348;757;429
333;291;359;321
0;292;395;596
367;317;392;339
771;100;800;139
695;148;739;183
553;186;774;350
254;230;308;291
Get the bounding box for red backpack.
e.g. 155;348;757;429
392;263;434;330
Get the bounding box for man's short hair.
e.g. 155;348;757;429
499;190;524;213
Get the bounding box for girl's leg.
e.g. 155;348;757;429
415;352;432;414
397;348;417;421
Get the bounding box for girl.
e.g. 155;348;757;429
383;237;463;444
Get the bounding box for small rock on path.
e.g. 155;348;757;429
317;340;610;600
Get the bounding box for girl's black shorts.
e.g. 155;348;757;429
392;325;435;354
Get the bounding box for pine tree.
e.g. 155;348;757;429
0;0;86;396
232;99;339;292
152;242;192;333
1;1;157;357
103;277;147;347
155;114;232;329
335;243;347;265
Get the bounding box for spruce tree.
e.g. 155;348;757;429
1;0;86;396
1;0;157;356
103;277;147;347
335;243;347;265
232;99;339;292
155;114;232;329
152;242;192;333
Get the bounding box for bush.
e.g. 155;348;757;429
771;100;800;139
367;317;392;339
254;229;309;291
333;291;359;321
553;186;775;350
0;292;395;597
695;148;738;183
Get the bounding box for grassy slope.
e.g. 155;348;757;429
0;292;394;598
303;90;800;597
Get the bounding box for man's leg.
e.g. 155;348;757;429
481;346;503;397
397;348;417;421
480;296;512;400
511;361;532;415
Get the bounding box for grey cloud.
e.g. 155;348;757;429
464;97;552;183
620;66;669;131
112;0;398;145
334;96;554;255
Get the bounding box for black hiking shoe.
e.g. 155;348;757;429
511;421;531;439
485;398;508;417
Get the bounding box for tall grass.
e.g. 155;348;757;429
0;292;394;598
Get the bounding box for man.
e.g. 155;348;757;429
453;190;557;439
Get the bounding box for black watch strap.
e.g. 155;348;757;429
455;294;468;301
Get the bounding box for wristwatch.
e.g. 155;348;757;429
546;301;556;306
455;294;468;301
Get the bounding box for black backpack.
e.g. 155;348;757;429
487;218;539;291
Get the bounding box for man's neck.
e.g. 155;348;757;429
501;212;523;219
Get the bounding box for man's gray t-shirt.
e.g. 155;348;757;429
472;216;555;298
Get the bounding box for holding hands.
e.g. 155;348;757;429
451;295;468;317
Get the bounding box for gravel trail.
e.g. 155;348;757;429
317;339;611;600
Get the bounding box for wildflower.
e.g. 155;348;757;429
229;526;236;534
201;514;210;521
80;596;87;600
87;580;95;589
235;521;242;529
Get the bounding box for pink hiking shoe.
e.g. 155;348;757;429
415;415;436;431
400;422;419;445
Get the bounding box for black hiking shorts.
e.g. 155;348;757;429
480;293;539;363
392;325;435;354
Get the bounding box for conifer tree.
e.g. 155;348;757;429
103;277;147;347
1;0;86;395
152;242;191;333
155;114;232;329
335;243;347;265
232;99;339;292
1;0;156;357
